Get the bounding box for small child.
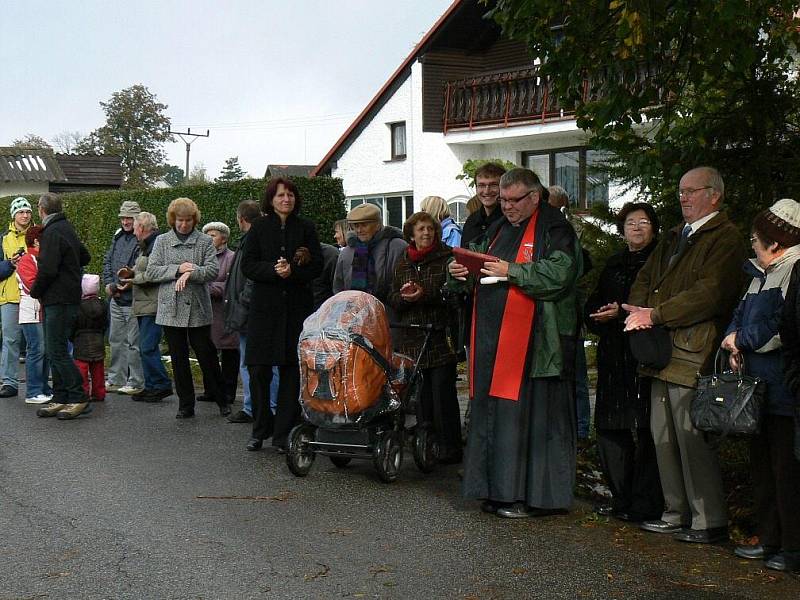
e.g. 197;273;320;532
73;274;109;401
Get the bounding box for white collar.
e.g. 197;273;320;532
685;211;719;236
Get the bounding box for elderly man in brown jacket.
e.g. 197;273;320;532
623;166;746;545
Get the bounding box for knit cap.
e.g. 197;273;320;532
82;273;100;298
753;199;800;247
10;197;31;218
202;221;230;238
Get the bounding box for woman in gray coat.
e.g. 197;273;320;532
146;198;229;419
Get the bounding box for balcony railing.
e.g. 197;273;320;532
443;66;585;133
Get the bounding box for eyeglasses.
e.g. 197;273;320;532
624;219;652;228
749;235;759;245
476;183;500;191
500;190;533;206
677;186;712;199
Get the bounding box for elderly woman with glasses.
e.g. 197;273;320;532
585;201;663;523
146;197;228;419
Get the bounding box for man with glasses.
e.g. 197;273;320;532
449;167;583;518
623;166;746;544
461;163;507;248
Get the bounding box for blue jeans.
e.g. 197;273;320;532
1;303;23;389
21;322;51;397
137;315;172;391
575;340;591;439
239;334;278;416
43;304;85;403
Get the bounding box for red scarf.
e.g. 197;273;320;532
469;211;539;401
407;242;437;262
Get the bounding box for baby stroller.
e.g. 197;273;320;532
286;290;438;483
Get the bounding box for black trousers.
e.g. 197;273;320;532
596;426;664;519
202;348;239;403
43;304;85;404
751;414;800;551
419;363;462;458
163;325;225;414
248;364;300;448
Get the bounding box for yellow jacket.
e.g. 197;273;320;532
0;223;29;304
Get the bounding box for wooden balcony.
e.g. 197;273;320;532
443;67;585;133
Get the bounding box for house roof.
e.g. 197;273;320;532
264;164;317;178
0;148;123;188
0;148;67;183
311;0;469;177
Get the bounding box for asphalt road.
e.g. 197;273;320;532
1;391;799;600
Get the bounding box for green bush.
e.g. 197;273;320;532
0;176;346;276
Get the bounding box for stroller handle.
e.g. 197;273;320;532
388;323;442;332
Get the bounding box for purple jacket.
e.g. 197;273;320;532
208;245;239;350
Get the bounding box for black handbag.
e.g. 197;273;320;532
690;350;764;440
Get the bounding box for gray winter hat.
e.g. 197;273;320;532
118;201;141;218
202;221;230;238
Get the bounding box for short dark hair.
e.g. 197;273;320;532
475;162;507;181
237;200;261;224
25;225;43;247
616;202;660;236
38;192;62;215
262;177;301;215
402;211;441;246
499;168;549;205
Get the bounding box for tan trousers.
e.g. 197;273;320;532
650;379;728;530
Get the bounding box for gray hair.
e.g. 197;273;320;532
420;196;450;221
499;168;548;202
548;185;570;209
37;192;62;215
688;166;725;199
135;211;158;231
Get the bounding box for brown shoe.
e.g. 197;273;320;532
56;402;92;420
37;402;66;417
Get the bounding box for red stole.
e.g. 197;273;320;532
469;211;539;401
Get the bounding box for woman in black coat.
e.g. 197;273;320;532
241;177;323;452
585;202;663;522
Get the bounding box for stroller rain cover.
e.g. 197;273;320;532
298;291;411;427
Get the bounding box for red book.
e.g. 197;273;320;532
452;246;499;276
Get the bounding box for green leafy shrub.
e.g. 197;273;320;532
0;176;345;276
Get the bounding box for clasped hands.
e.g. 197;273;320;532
175;262;194;292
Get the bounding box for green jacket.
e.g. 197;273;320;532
627;211;747;387
448;204;582;378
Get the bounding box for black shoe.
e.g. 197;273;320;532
131;389;152;402
145;388;172;403
673;527;728;544
496;504;534;519
0;385;18;398
765;552;800;572
196;394;214;402
735;544;779;560
227;410;253;424
594;504;614;517
613;511;636;522
218;402;231;417
246;437;263;451
175;410;195;419
640;519;684;534
481;500;504;514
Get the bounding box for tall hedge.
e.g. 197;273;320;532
0;176;346;276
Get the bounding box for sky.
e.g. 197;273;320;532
0;0;453;179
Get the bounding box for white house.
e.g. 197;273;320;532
313;0;633;228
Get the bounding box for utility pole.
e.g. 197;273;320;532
169;128;209;183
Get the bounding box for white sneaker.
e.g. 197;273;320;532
117;385;144;395
25;394;53;404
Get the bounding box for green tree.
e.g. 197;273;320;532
487;0;800;231
10;134;52;151
51;131;84;154
186;163;209;185
160;164;184;187
216;156;246;182
76;84;172;187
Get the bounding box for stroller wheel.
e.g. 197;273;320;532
329;455;352;468
373;430;403;483
413;425;438;473
286;423;316;477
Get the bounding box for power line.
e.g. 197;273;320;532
169;128;210;183
172;112;357;131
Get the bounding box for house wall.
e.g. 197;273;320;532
0;182;48;199
333;74;413;198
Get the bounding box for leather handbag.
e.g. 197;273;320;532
690;349;764;440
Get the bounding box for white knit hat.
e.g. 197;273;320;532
202;221;230;238
754;198;800;247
